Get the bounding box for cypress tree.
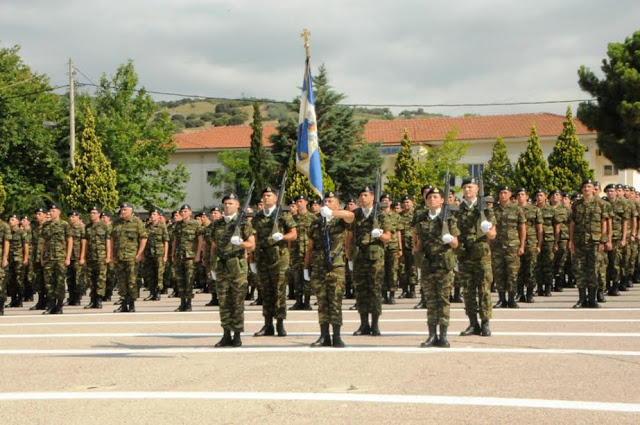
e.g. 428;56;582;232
248;103;273;202
0;175;6;215
285;144;335;202
384;129;421;200
483;137;515;195
514;126;554;194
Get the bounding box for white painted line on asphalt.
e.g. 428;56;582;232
1;331;639;339
0;391;639;412
0;346;639;357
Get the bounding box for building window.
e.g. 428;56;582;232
468;164;485;178
207;171;217;183
603;165;619;176
379;146;401;156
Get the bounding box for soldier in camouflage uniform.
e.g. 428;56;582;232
398;195;418;301
290;195;317;310
352;186;391;336
166;211;182;298
80;206;111;309
551;190;570;292
143;208;169;301
380;194;401;304
202;208;220;306
455;178;496;337
515;188;542;301
604;184;628;297
28;208;48;310
493;185;526;309
619;184;637;291
535;189;557;299
412;185;434;309
111;202;148;313
172;204;202;312
211;193;255;348
20;216;34;302
569;179;608;308
41;203;73;314
66;211;86;306
592;182;612;302
100;212;116;301
0;218;10;315
414;188;459;348
252;186;297;337
5;214;29;308
624;186;639;286
305;191;354;347
343;198;358;300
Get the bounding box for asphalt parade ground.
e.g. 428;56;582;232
1;287;639;424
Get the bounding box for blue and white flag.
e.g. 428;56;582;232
296;59;323;198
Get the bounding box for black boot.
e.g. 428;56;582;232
232;331;242;347
144;289;155;301
152;290;161;301
553;276;564;292
115;297;130;313
608;281;621;296
43;297;56;315
290;294;303;310
211;292;219;306
311;324;331;347
573;288;587;308
480;319;491;336
183;299;191;312
302;294;312;311
437;325;450;348
54;298;63;314
382;291;389;304
525;286;534;303
84;295;96;309
414;294;426;309
215;329;232;347
460;315;480;336
129;299;136;313
407;285;416;299
175;297;186;312
254;316;274;336
494;291;507;308
95;297;102;309
517;284;526;302
370;313;381;336
276;318;287;337
587;288;600;308
250;294;263;306
0;300;4;316
421;323;438;347
507;292;519;308
388;291;396;304
353;313;371;336
544;282;552;297
205;293;216;306
30;294;46;310
332;324;345;348
451;287;462;303
597;289;607;303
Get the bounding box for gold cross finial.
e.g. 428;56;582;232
300;28;310;58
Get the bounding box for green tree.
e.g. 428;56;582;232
208;150;252;202
0;174;6;214
577;30;640;169
248;103;275;202
0;45;67;214
61;108;119;212
285;147;335;202
548;107;594;192
416;127;469;189
514;126;554;194
384;129;421;199
483;137;515;195
268;115;297;182
87;61;189;208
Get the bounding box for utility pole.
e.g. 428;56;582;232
69;58;76;169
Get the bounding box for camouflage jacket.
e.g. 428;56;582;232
522;203;542;247
608;197;630;241
0;220;9;261
8;226;27;263
308;215;350;269
398;209;415;251
112;216;148;261
41;219;72;261
145;222;169;258
537;203;557;243
252;208;296;263
69;222;84;261
552;203;570;241
211;215;254;262
494;202;526;249
384;210;401;252
172;219;201;260
292;211;317;260
453;199;495;259
570;197;607;245
84;220;111;262
414;210;459;270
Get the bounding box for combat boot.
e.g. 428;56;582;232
421;323;438;347
517;284;525;302
553;276;564;292
0;300;4;316
619;277;629;292
332;324;345;348
129;299;136;313
30;294;46;311
382;291;390;304
480;319;491;336
232;332;242;347
494;291;507;308
597;289;607;303
250;294;262;306
587;288;600;308
115;297;129;313
276;319;287;337
507;292;519;308
625;275;633;288
349;302;358;310
525;287;534;303
54;298;64;314
414;294;426;309
144;289;155;301
388;291;396;304
437;325;450;348
573;288;587;308
254;316;274;336
311;323;331;347
370;313;381;336
205;293;216;306
43;297;56;315
451;287;463;303
95;297;102;309
460;315;480;336
544;282;552;297
152;290;161;301
608;282;620;296
215;329;232;347
211;292;219;306
183;299;192;312
353;313;371;336
175;297;186;312
302;294;313;311
407;285;416;299
84;295;96;309
289;294;303;310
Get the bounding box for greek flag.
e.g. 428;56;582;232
296;59;323;198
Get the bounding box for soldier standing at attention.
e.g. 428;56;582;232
66;211;86;306
398;195;418;302
352;186;391;337
514;188;542;301
172;204;202;312
211;193;255;347
100;212;116;301
414;188;459;348
112;202;147;313
6;214;29;308
252;186;297;337
344;198;358;301
143;208;169;301
493;185;526;309
604;184;628;298
80;206;111;309
535;189;557;299
29;208;48;310
0;217;10;315
412;185;433;309
380;193;401;305
619;184;637;291
290;195;316;311
305;191;355;347
551;190;570;292
41;203;73;315
20;216;34;302
569;179;608;308
205;207;223;306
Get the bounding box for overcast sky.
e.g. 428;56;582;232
2;0;638;117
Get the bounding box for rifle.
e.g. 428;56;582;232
232;180;255;238
372;168;382;229
271;170;288;235
441;168;451;236
477;176;488;231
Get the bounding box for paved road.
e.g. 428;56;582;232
1;287;639;424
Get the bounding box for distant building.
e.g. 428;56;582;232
169;113;635;208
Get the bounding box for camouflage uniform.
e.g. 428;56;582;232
552;203;570;290
172;218;201;304
84;220;111;301
67;220;86;304
597;199;613;295
21;226;33;301
622;198;638;287
144;220;169;298
291;211;317;308
382;209;401;300
536;202;557;297
112;215;147;305
398;208;418;297
517;204;541;297
29;222;46;309
493;202;526;306
607;197;629;292
6;224;27;306
0;220;10;311
41;218;72;309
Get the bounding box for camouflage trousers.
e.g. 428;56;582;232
518;245;538;290
383;248;399;292
0;264;6;300
573;243;600;290
353;251;384;316
44;259;67;300
6;261;25;299
257;254;289;320
30;262;45;297
86;259;108;297
66;260;86;299
216;259;248;332
399;251;418;292
422;266;453;326
493;245;521;293
606;244;623;286
630;241;639;278
622;242;633;277
106;264;117;297
457;256;493;320
553;240;569;283
115;259;139;300
311;265;345;326
598;250;609;290
293;260;311;297
143;256;165;292
175;258;195;299
536;241;554;288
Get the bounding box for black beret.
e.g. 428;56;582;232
7;213;18;220
346;198;356;204
379;193;390;201
20;216;29;221
293;194;307;202
426;187;443;197
497;185;512;192
261;186;277;196
34;207;46;214
100;211;112;219
581;179;594;187
390;201;399;208
324;191;337;199
623;185;630;190
461;177;478;187
549;190;560;196
421;185;433;195
148;207;162;215
119;201;133;209
515;187;527;194
67;210;79;217
210;206;221;213
358;186;374;195
179;204;191;211
604;184;616;191
615;184;623;190
222;193;238;203
592;181;600;187
309;199;320;205
401;195;413;202
48;203;61;210
88;206;101;214
533;188;546;196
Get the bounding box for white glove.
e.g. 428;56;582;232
230;236;243;246
272;232;284;242
371;228;383;238
320;206;333;218
348;260;353;271
442;234;454;244
249;262;257;274
303;269;311;281
210;270;217;281
480;221;493;233
417;268;422;281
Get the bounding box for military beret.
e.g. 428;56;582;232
497;184;512;192
34;207;46;214
194;212;204;218
324;191;337;199
346;198;356;204
20;216;29;221
179;204;191;211
67;210;79;217
401;195;413;202
100;211;112;219
426;187;443;197
515;187;527;194
119;201;133;209
293;194;307;202
309;199;320;206
631;187;636;192
461;177;478;187
549;189;560;196
592;181;600;187
209;206;221;213
485;195;495;203
581;179;594;187
615;184;623;190
88;206;101;214
261;186;277;196
533;188;546;196
421;185;433;195
570;192;581;200
48;203;61;210
604;184;616;191
623;185;630;190
379;193;390;201
7;214;18;220
148;207;161;215
358;186;374;195
390;201;400;209
222;193;238;203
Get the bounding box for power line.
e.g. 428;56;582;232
2;84;70;100
0;75;41;91
74;67;98;87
